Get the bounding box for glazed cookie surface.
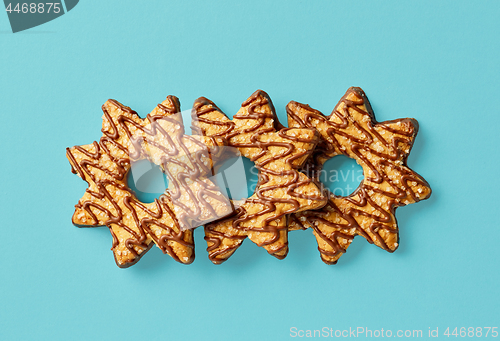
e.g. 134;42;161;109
287;87;432;264
67;96;233;267
192;90;327;264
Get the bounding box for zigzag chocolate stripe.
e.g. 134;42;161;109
288;87;431;264
67;96;230;267
67;140;192;266
102;98;229;227
192;90;326;263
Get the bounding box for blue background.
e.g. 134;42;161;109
1;1;499;340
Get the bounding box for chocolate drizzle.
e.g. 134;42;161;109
192;90;327;263
66;96;232;267
287;87;432;264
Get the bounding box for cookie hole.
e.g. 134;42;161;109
127;159;169;204
319;155;364;197
213;156;258;201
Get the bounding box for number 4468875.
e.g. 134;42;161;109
444;327;498;338
5;3;62;14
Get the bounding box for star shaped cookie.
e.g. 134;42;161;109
287;87;432;264
192;90;327;263
66;96;233;267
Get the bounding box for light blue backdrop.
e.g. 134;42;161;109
1;1;499;340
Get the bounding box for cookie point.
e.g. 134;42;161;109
194;96;214;106
105;99;137;115
253;89;270;98
165;95;181;111
193;96;220;112
271;253;288;260
347;86;365;95
157;95;182;115
242;89;271;107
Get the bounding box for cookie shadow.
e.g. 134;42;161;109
330;236;369;268
394;192;437;256
129;246;175;272
406;123;426;169
203;235;275;273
